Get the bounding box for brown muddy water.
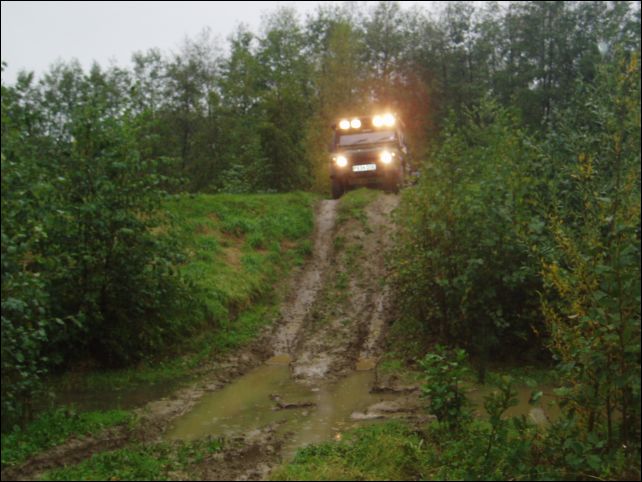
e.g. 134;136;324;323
165;361;559;464
468;384;560;425
165;359;399;458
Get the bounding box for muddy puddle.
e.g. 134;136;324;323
468;385;560;425
165;359;399;458
37;377;188;413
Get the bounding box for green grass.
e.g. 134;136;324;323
271;422;426;481
273;413;637;481
1;407;134;469
43;438;224;481
166;191;316;356
337;188;380;227
167;191;316;324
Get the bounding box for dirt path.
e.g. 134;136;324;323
290;194;399;381
270;200;338;358
2;192;402;481
201;192;402;480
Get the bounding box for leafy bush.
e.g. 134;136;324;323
1;67;198;428
419;345;470;429
394;52;641;478
539;53;641;449
393;99;544;377
40;99;197;367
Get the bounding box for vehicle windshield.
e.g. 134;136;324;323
338;130;396;147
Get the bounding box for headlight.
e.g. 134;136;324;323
383;113;395;127
372;115;384;127
339;119;350;130
336;155;348;167
350;118;361;129
380;150;393;164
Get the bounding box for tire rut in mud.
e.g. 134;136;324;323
270;199;338;358
275;193;399;382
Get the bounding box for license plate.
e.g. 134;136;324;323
352;163;377;172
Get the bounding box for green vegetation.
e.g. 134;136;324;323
1;75;196;428
165;192;315;360
271;422;426;481
419;346;470;429
1;407;133;468
393;99;544;380
54;192;316;394
392;48;640;481
43;438;224;481
167;192;315;326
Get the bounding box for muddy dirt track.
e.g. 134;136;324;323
273;194;398;381
3;192;410;481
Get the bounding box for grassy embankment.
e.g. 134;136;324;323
64;191;316;388
1;192;317;471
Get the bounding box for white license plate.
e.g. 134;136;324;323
352;163;377;172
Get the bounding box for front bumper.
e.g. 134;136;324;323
331;157;400;185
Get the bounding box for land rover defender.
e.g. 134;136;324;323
329;113;408;199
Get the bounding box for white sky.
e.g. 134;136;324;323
1;1;440;84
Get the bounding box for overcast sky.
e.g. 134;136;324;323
1;1;438;84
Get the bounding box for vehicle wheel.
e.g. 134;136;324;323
331;178;345;199
385;170;402;194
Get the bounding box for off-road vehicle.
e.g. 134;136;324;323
329;113;408;199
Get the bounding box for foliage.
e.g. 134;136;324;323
540;53;641;449
542;414;640;479
481;375;520;467
1;66;198;430
393;100;543;378
0;407;133;468
393;46;640;481
419;345;470;429
7;2;638;194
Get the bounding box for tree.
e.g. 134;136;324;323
256;8;313;191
